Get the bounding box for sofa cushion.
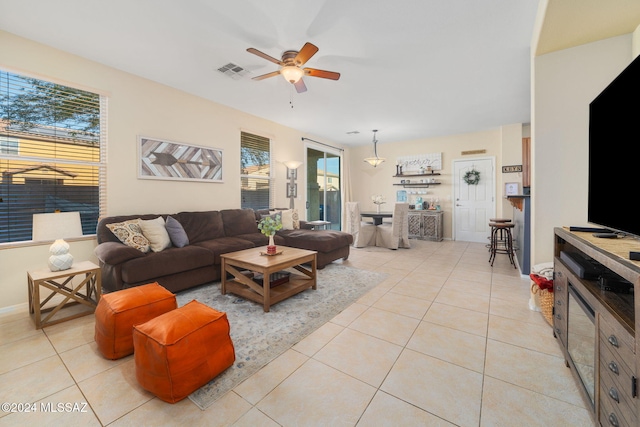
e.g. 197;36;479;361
121;245;215;284
175;211;225;244
220;209;260;236
279;229;353;253
106;219;151;253
165;216;189;248
139;216;172;252
95;241;147;265
193;237;255;264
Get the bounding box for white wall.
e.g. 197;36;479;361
531;34;632;265
0;30;334;310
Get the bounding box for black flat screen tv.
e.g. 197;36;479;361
588;54;640;237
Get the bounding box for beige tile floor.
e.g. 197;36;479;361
0;240;595;426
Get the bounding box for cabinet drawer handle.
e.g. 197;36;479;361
556;285;562;292
555;314;562;320
555;328;561;336
608;361;619;375
556;300;562;306
608;335;619;348
609;387;619;403
608;413;619;427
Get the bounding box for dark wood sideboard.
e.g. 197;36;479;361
554;227;639;426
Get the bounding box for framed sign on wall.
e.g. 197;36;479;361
138;136;223;182
397;153;442;173
505;182;520;196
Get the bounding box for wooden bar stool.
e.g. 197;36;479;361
488;222;517;268
486;219;511;250
489;218;511;223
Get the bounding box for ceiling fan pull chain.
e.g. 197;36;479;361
289;86;294;109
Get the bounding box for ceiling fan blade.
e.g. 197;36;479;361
294;42;319;66
304;68;341;80
246;48;284;66
294;78;307;93
252;71;281;81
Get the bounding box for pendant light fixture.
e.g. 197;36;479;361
364;129;385;167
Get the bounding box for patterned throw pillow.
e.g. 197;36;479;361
269;209;300;230
106;219;151;253
291;208;300;229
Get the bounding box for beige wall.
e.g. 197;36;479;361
0;29;528;311
531;34;633;265
0;30;330;311
347;125;525;240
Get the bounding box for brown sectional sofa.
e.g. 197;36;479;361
94;208;353;293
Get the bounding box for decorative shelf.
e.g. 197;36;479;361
393;183;441;188
393;173;441;177
507;195;529;211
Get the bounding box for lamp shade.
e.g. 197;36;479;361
283;160;302;169
281;66;304;83
364;157;386;167
32;212;83;241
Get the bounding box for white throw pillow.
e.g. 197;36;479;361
280;209;294;230
139;216;172;252
271;209;294;230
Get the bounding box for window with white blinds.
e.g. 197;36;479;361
0;70;107;244
240;131;272;210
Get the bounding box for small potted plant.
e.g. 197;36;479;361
258;214;282;254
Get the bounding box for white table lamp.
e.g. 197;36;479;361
32;211;83;271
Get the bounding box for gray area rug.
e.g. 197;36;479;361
176;263;387;410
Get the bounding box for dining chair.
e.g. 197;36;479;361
375;203;411;249
345;202;377;247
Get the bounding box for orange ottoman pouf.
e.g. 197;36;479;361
94;282;177;360
132;300;236;403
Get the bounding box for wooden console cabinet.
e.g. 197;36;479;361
554;227;639;426
408;210;443;241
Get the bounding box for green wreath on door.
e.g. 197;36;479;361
463;169;480;185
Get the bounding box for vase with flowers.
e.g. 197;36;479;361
371;195;385;213
258;214;282;254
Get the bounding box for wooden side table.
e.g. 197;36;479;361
27;260;102;329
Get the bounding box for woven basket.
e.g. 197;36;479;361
531;283;553;326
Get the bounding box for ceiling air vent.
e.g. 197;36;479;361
217;63;250;80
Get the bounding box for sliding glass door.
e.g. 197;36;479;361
306;146;341;230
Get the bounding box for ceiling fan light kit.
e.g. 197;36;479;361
281;66;304;83
364;130;385;167
247;42;340;93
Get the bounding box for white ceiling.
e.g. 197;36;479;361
1;1;636;147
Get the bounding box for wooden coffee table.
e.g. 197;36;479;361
221;246;317;312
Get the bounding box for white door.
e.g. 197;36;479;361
453;158;495;243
